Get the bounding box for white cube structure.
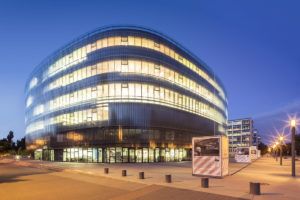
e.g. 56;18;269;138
192;136;229;178
250;146;258;160
235;147;251;163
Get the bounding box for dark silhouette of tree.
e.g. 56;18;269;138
0;138;9;152
7;131;14;147
16;137;26;150
295;133;300;155
258;142;268;155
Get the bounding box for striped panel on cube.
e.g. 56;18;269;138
193;156;221;177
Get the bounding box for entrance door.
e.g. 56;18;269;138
109;147;115;163
116;147;122;163
98;148;103;163
123;148;128;163
87;148;93;163
143;148;148;163
129;149;135;163
136;149;142;163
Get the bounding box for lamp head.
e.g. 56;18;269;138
291;120;296;127
279;136;283;141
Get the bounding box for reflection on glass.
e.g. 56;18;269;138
129;149;135;163
136;149;142;163
143;148;148;163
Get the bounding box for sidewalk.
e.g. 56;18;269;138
16;156;300;200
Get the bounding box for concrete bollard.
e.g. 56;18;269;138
165;174;172;183
139;172;144;179
250;182;260;195
201;178;209;188
104;168;109;174
122;170;127;177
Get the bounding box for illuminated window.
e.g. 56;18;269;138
33;104;44;116
42;35;225;102
26;96;33;107
29;77;38;89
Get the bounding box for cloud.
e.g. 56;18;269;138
253;98;300;119
252;98;300;145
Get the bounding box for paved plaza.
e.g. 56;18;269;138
1;156;300;199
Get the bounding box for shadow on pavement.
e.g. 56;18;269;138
262;192;284;196
268;173;299;178
0;163;54;184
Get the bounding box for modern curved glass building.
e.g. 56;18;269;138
25;25;228;163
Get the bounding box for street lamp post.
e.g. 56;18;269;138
291;120;296;177
275;142;279;162
272;144;276;159
279;137;283;166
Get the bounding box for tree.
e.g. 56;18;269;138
16;137;26;150
295;133;300;155
258;142;269;155
7;131;14;147
0;138;9;152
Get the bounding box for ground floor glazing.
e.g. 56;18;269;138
34;147;190;163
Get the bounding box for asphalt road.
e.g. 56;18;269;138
0;159;244;200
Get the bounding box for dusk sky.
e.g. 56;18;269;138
0;0;299;144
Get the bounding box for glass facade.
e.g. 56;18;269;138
25;25;228;163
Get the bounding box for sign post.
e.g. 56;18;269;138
192;136;228;178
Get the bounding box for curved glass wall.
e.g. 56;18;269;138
25;25;228;163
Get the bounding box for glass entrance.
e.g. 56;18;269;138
93;148;98;163
83;149;88;162
136;149;142;163
123;148;128;163
149;148;154;162
174;149;179;161
161;149;165;162
116;147;122;163
87;148;93;163
155;148;160;162
109;147;115;163
129;149;135;163
165;148;170;162
143;148;148;163
98;148;103;163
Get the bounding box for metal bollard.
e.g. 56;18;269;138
250;182;260;195
201;178;209;188
139;172;144;179
104;168;109;174
165;174;172;183
122;170;127;177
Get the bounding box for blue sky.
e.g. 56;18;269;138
0;0;299;144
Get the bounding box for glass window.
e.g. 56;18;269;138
128;36;134;45
129;149;135;163
136;149;142;163
115;60;121;71
141;61;148;74
135;61;141;73
116;147;122;163
122;83;128;97
143;148;148;163
109;84;115;97
135;84;141;97
115;83;121;97
142;85;148;98
135;37;141;46
129;84;135;97
122;148;128;163
149;148;154;162
98;148;102;163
